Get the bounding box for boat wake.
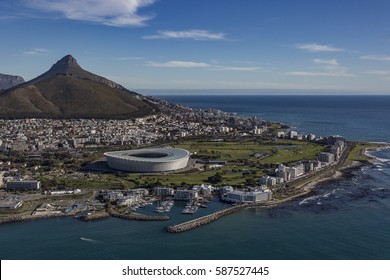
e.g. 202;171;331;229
80;237;100;243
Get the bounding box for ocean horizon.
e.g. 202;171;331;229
138;89;390;96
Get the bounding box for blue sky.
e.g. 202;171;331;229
1;0;390;93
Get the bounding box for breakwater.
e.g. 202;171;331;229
76;211;110;221
110;212;169;221
167;204;247;233
0;212;72;225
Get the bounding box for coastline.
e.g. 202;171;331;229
260;159;365;208
1;145;388;229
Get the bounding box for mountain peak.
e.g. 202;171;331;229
49;54;81;74
0;55;156;119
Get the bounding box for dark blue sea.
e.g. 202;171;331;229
1;95;390;260
159;95;390;142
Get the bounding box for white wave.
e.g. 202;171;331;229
371;187;386;191
80;237;100;243
365;147;390;162
299;195;321;205
323;189;339;198
299;199;309;205
323;192;331;198
375;157;390;163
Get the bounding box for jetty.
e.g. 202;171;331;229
75;211;110;221
110;211;169;221
167;203;247;233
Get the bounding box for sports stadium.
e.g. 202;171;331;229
104;147;190;173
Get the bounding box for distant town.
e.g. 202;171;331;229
0;97;267;151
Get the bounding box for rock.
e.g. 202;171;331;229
0;73;25;90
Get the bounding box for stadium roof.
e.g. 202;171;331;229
104;147;190;163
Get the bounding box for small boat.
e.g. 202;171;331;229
154;206;165;213
182;205;198;214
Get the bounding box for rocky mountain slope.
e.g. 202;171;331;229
0;55;156;119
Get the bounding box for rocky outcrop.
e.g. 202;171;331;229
0;73;25;90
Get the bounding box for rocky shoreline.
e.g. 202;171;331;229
165;154;375;233
0;212;72;225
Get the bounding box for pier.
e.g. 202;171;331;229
167;204;247;233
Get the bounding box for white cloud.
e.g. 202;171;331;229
213;66;261;71
146;60;263;71
23;48;49;55
287;71;354;77
288;58;353;77
143;29;227;40
147;61;211;68
313;58;339;66
360;55;390;61
26;0;156;27
366;70;390;75
296;43;344;52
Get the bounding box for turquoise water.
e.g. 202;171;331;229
1;95;390;260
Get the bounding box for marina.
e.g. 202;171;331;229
154;200;174;213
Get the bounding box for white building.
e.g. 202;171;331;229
319;152;335;163
260;176;278;187
224;189;272;203
307;134;316;141
102;190;123;201
220;126;233;133
276;163;305;181
252;126;266;135
192;184;213;196
174;189;198;200
221;185;234;194
154;187;175;197
288;131;298;139
276;131;286;138
127;188;149;196
117;195;139;206
290;164;305;179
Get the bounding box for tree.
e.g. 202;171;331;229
207;172;223;184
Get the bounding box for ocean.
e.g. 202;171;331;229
1;95;390;260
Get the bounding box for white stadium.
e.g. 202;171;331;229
104;147;191;173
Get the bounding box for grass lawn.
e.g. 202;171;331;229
41;139;328;189
348;142;387;161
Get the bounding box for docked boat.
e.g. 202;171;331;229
154;200;174;213
154;206;166;213
182;205;198;214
